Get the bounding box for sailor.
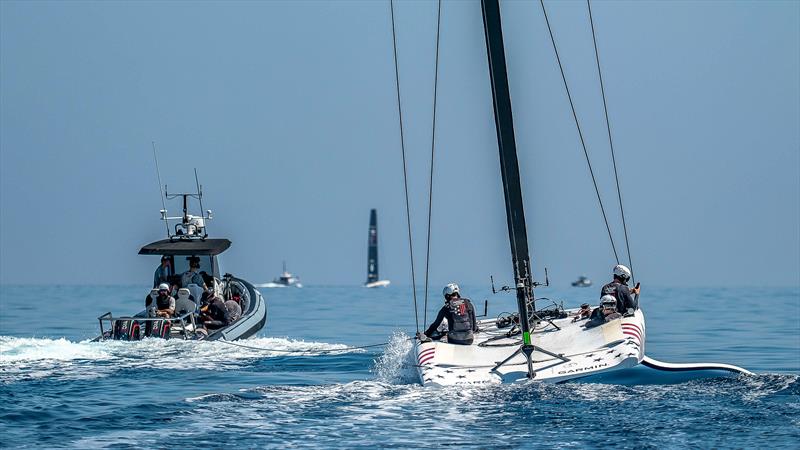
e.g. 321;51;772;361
419;283;478;345
181;256;208;290
586;295;621;327
600;264;639;314
154;283;176;318
199;290;232;331
153;255;173;288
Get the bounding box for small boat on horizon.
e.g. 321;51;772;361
364;209;390;288
256;261;303;288
572;275;592;287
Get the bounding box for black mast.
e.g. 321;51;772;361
366;209;379;283
481;0;537;375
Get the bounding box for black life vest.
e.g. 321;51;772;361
601;280;622;297
447;298;474;342
601;280;636;312
156;294;172;310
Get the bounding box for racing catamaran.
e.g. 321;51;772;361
412;0;645;384
408;0;749;385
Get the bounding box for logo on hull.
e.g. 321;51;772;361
558;363;609;375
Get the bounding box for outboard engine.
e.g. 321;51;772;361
147;319;171;339
112;320;142;341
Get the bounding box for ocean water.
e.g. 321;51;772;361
0;284;798;448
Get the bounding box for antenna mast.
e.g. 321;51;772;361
152;141;170;237
194;168;208;235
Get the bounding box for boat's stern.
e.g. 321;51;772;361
414;338;503;387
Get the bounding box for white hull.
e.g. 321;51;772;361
415;309;645;386
255;282;302;288
364;280;391;288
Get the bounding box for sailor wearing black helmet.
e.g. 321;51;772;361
418;283;478;345
600;264;639;314
181;256;208;290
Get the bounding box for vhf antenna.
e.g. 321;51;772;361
194;168;208;235
152;141;170;237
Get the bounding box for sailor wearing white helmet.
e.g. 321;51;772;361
154;283;176;318
418;283;478;345
587;294;624;327
600;264;639;314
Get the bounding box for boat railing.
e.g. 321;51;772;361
97;310;197;340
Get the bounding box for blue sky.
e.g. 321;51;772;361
1;0;798;287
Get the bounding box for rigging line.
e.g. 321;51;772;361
539;0;619;263
423;0;442;328
390;0;420;332
587;0;634;282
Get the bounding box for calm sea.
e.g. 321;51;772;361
1;284;798;448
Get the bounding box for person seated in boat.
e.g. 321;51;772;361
600;264;640;314
198;290;232;331
418;283;478;345
571;303;592;322
153;283;176;318
153;255;174;288
586;295;621;327
181;256;208;291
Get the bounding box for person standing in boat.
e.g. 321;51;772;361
181;256;208;290
419;283;478;345
153;255;173;288
601;264;640;313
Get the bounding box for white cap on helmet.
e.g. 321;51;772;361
613;264;632;281
158;283;170;291
442;283;460;298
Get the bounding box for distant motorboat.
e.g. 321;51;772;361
364;209;390;288
264;261;302;288
572;275;592;287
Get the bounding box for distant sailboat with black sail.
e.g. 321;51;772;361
364;209;390;288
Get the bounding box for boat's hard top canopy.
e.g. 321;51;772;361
139;238;231;256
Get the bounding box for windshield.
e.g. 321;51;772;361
173;255;215;277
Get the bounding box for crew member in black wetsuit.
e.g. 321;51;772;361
600;264;640;314
199;290;231;331
418;283;478;345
